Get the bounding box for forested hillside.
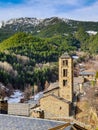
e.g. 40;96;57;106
0;17;98;42
0;32;78;90
0;17;98;91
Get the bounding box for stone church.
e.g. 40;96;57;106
32;53;74;119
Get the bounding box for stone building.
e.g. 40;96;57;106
32;53;74;119
5;53;74;119
39;94;71;118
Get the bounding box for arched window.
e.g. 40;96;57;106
63;69;68;77
62;60;68;66
63;80;67;86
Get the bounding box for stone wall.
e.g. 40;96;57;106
39;95;70;119
8;103;30;116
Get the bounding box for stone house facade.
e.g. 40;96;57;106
39;94;71;118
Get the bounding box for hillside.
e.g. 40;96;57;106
0;17;98;42
0;32;77;90
1;17;98;91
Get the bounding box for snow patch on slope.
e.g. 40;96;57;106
0;22;2;28
0;82;6;89
8;90;23;103
61;18;69;23
4;18;43;27
86;31;97;35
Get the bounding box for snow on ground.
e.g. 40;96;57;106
27;92;43;104
0;22;2;28
34;92;43;101
72;55;79;59
8;90;23;103
86;31;97;35
0;82;5;89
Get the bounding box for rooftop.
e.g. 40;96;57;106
79;71;95;76
0;114;87;130
44;82;59;94
41;94;71;104
0;114;67;130
60;52;71;59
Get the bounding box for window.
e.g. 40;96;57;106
63;69;67;77
60;107;62;110
62;60;68;66
63;80;67;86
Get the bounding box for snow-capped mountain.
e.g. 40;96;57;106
3;17;43;27
0;17;98;41
1;17;69;27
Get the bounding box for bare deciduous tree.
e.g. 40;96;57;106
24;85;33;100
44;80;50;90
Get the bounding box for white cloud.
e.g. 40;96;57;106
0;0;98;21
59;1;98;21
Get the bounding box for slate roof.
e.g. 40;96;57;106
44;82;59;94
60;52;71;59
79;69;95;76
0;114;67;130
41;94;71;104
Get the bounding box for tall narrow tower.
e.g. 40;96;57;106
59;53;73;102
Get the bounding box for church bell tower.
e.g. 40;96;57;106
59;53;73;102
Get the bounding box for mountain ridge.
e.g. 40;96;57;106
0;17;70;28
0;17;98;42
0;17;98;90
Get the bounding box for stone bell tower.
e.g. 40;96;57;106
59;52;73;102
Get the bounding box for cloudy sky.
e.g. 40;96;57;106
0;0;98;21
